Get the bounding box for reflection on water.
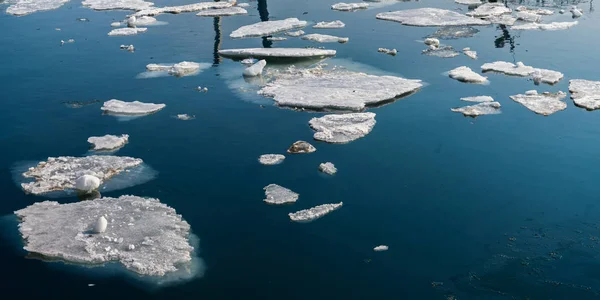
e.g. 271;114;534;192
213;16;222;65
494;25;517;54
258;0;273;48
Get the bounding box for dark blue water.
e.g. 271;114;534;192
2;0;600;298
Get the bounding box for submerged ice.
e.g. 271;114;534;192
309;112;376;143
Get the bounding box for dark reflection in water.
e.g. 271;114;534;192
258;0;273;48
494;25;516;53
213;16;222;65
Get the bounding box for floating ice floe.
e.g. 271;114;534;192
515;6;554;15
230;18;307;38
373;245;389;251
331;2;369;11
266;36;286;41
243;60;266;77
376;8;490;26
287;141;316;154
569;79;600;110
481;61;563;85
127;16;157;26
313;20;345;29
82;0;154;11
263;184;298;204
511;21;578;30
108;28;147;36
120;44;135;52
285;30;305;37
462;47;477;59
448;66;488;84
319;162;337;175
484;14;517;26
288;202;343;222
111;22;122;27
144;62;211;77
258;154;285;165
302;33;349;43
75;175;101;193
309;113;376;143
196;6;247;16
428;26;479;39
133;1;233;17
422;45;459;58
101;99;165;115
509;90;567;115
176;114;195;120
378;48;397;56
451;102;501;117
6;0;70;16
466;3;511;18
516;12;542;23
15;195;197;277
20;156;143;195
460;96;494;102
88;134;129;151
218;48;336;60
259;67;422;111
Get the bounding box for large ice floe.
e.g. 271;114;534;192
15;195;199;277
20;156;143;195
569;79;600;110
313;20;345;29
509;90;567;116
511;21;578;30
288;202;343;222
108;28;147;36
101;99;165;116
448;66;488;84
376;8;490;26
258;154;285;165
6;0;70;16
218;48;336;60
230;18;307;38
428;26;479;39
481;61;563;85
466;3;511;18
258;66;423;111
309;113;376;143
263;184;298;204
451;102;501;117
88;134;129;151
140;62;211;78
196;6;246;16
301;33;349;43
133;1;232;16
331;2;369;11
82;0;154;11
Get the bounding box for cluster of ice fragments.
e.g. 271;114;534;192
108;28;147;36
218;48;336;60
120;44;135;52
448;66;488;84
230;18;307;38
21;156;143;195
313;20;345;29
15;195;195;276
331;2;368;11
146;62;210;77
88;134;129;151
196;6;247;17
101;99;166;115
258;67;422;111
301;34;349;43
6;0;70;16
259;154;285;165
481;61;563;85
309;113;376;143
287;141;316;154
318;162;337;175
569;79;600;110
288;202;343;222
263;184;298;204
376;8;490;26
509;90;567;116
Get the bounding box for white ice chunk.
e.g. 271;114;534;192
378;48;397;56
331;2;368;11
313;20;345;29
481;61;563;84
301;33;349;43
516;6;554;15
218;48;336;60
7;0;70;16
82;0;153;11
145;62;211;77
15;195;196;276
111;22;122;27
318;162;337;175
484;14;517;26
511;21;578;30
309;113;376;143
288;202;343;222
94;216;108;233
287;141;316;154
243;60;266;77
240;58;257;65
285;30;305;37
108;27;147;36
133;1;233;16
176;114;195;120
88;134;129;151
196;6;247;16
258;154;285;165
101;99;165;115
127;16;156;26
451;102;501;117
448;66;488;84
424;38;440;47
75;175;101;193
510;91;567;115
263;184;298;204
462;47;477;59
230;18;307;38
466;3;511;17
237;3;249;7
460;96;494;102
373;245;389;251
569;79;600;110
377;8;490;26
570;6;583;18
516;12;542;23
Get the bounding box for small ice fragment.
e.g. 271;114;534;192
94;216;108;233
422;45;459;58
288;202;343;222
243;59;266;77
108;27;147;36
287;141;316;154
377;8;490;26
559;9;565;14
67;39;75;43
313;20;345;29
127;16;157;27
509;91;567;115
111;22;122;27
101;99;165;115
127;45;135;52
570;6;583;18
240;58;257;65
55;28;61;31
285;30;305;37
230;18;307;38
128;244;135;250
263;184;298;204
75;175;101;193
88;134;129;151
451;102;501;117
169;61;203;77
373;245;389;251
88;284;95;287
462;47;477;59
258;154;285;165
331;2;368;11
60;40;65;45
309;113;376;143
378;48;397;56
237;3;250;7
318;162;337;175
424;38;440;47
202;87;208;92
460;96;494;102
448;66;488;84
301;33;349;43
176;114;195;120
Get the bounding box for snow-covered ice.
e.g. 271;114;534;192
319;162;337;175
15;195;197;277
331;2;368;11
266;36;286;41
422;46;459;58
243;60;266;77
258;154;285;165
82;0;153;11
108;28;147;36
511;21;577;30
285;30;305;37
569;79;600;110
460;96;494;102
287;141;316;154
376;8;490;26
448;66;488;84
230;18;307;38
196;6;247;16
288;202;343;222
463;47;477;59
263;184;298;204
313;20;345;29
455;0;481;5
75;175;101;193
466;3;511;17
6;0;70;16
509;90;567;115
309;113;376;143
218;48;336;60
451;102;501;117
378;48;397;56
101;100;165;115
88;134;129;151
302;33;349;43
373;245;389;251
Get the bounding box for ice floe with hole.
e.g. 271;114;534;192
19;155;143;195
569;79;600;110
460;96;493;102
331;2;368;11
82;0;153;11
101;99;165;115
463;47;477;59
378;48;397;55
259;154;285;165
481;61;563;84
289;202;343;222
512;21;577;30
466;3;511;17
263;184;298;204
313;20;345;29
88;134;129;151
428;26;479;39
6;0;70;16
448;66;488;84
287;141;316;154
302;33;349;43
140;62;211;78
108;28;147;36
376;8;490;26
133;1;232;16
219;48;336;61
196;6;247;16
285;30;305;37
258;66;422;111
309;112;376;143
319;162;337;175
15;195;200;277
510;90;567;115
516;6;554;15
422;45;459;58
451;102;501;117
230;18;307;38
